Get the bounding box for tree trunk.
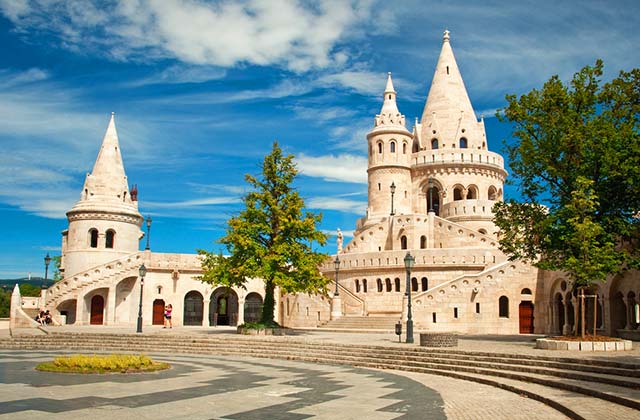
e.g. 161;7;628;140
580;287;586;339
261;279;276;325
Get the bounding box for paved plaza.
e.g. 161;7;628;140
0;349;569;420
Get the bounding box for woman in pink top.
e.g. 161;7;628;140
164;304;172;328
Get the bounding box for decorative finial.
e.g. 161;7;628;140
111;111;115;116
388;71;391;77
443;29;450;42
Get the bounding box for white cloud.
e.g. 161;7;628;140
307;196;366;214
322;228;354;238
296;153;367;184
0;0;375;72
130;65;227;86
145;197;241;209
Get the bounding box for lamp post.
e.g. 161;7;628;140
136;264;147;333
428;178;434;212
404;252;415;343
43;253;51;289
390;182;396;216
145;216;152;250
334;256;340;296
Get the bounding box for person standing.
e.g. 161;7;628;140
164;304;172;328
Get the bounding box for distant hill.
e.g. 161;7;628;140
0;278;54;291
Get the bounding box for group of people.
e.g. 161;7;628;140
35;310;52;326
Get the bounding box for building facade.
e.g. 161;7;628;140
12;32;639;338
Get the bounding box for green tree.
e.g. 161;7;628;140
494;60;640;336
52;255;63;282
0;288;10;318
199;142;329;325
19;283;42;297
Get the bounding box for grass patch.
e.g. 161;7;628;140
36;354;170;374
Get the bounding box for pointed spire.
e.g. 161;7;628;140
420;30;482;149
371;72;409;133
68;113;140;216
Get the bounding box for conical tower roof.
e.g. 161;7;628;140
420;30;482;149
67;113;141;218
371;72;410;134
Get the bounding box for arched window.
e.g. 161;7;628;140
400;235;407;250
478;229;487;235
411;277;418;292
378;142;383;154
431;138;438;149
403;142;407;154
420;236;427;249
390;141;396;153
89;229;98;248
421;277;428;291
385;278;392;292
460;137;468;148
105;229;115;249
466;186;477;199
362;279;368;293
377;278;383;292
394;278;400;292
454;187;464;201
355;279;360;293
499;296;509;318
488;186;498;201
521;288;532;295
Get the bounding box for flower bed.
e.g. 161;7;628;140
36;354;171;374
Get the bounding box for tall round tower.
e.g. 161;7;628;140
365;73;414;225
413;31;507;233
61;113;144;277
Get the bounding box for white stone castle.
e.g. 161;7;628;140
11;32;639;338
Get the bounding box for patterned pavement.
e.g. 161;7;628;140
0;351;446;419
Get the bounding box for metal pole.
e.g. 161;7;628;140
145;216;152;250
136;276;144;333
390;182;395;216
428;178;434;212
43;253;51;288
334;258;340;296
593;295;597;338
580;288;585;338
406;267;414;344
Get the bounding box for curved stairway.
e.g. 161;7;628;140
1;332;638;419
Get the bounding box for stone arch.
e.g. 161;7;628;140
466;185;478;199
499;295;509;318
90;294;104;325
244;292;263;323
422;179;442;215
210;287;239;326
183;290;204;326
459;137;468;149
488;185;498;201
431;138;439;149
105;229;116;249
453;184;465;201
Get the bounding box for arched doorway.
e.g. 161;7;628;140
153;299;165;325
184;291;204;326
519;301;534;333
244;292;263;323
90;295;104;325
209;287;239;326
554;293;564;334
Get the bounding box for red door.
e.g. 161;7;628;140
519;301;534;333
153;299;165;325
90;295;104;325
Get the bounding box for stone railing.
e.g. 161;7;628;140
413;149;505;170
440;199;497;220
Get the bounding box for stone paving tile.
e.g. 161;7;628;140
0;351;446;420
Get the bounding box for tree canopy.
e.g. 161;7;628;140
199;141;329;324
494;60;640;288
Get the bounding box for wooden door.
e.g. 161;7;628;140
519;301;534;334
90;295;104;325
153;299;165;325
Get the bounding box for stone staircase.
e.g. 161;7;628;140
319;315;400;331
1;332;638;419
45;252;145;309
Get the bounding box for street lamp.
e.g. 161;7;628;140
43;253;51;289
404;252;415;344
136;264;147;333
428;177;434;212
334;256;340;296
145;216;152;250
390;182;396;216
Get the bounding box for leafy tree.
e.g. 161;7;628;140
52;255;63;282
20;283;42;297
199;142;329;325
494;60;640;336
0;288;10;318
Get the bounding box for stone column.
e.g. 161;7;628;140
427;211;435;249
9;284;21;330
572;296;579;335
203;299;210;327
548;303;555;334
623;297;631;330
562;299;570;335
75;294;85;326
331;295;342;320
106;285;117;325
237;297;245;326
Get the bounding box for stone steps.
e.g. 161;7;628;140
3;332;639;418
320;316;399;330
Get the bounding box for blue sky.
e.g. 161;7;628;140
0;0;638;278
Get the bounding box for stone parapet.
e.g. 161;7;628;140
536;338;633;351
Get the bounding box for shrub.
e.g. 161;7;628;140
36;354;170;374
